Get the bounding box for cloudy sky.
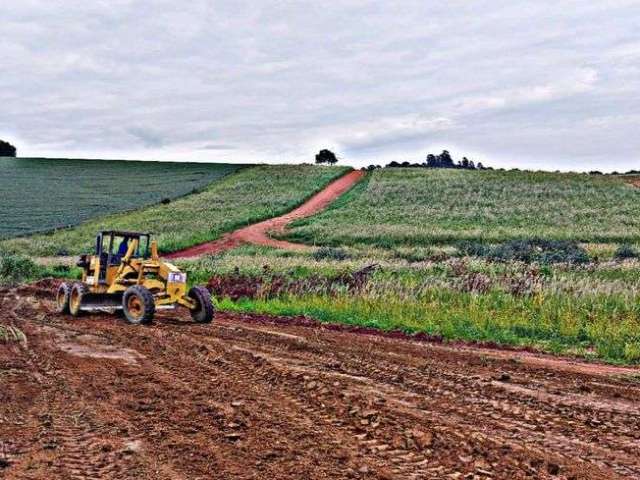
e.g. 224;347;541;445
2;1;639;170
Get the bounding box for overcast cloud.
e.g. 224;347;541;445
1;1;639;170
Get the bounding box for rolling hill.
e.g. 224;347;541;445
0;163;350;256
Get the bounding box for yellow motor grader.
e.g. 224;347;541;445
56;230;213;325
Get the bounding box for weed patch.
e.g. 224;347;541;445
312;247;350;261
206;264;377;301
457;238;589;264
614;244;640;260
0;325;27;345
200;250;640;363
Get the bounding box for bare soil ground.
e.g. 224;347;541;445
626;177;640;189
1;281;640;479
165;170;365;259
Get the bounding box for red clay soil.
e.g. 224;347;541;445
2;281;640;479
165;170;365;259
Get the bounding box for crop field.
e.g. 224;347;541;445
284;168;640;248
0;157;243;239
0;164;350;256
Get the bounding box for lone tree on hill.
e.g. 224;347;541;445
315;149;338;165
0;140;16;157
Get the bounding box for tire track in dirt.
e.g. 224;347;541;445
165;169;365;259
103;322;399;478
206;321;639;478
2;287;640;479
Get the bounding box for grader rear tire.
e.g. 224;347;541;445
122;285;155;325
56;282;71;314
188;286;214;324
69;283;88;317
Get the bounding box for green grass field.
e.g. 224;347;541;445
1;164;350;256
285;168;640;248
0;157;243;239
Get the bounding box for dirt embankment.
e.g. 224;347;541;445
165;169;365;259
1;282;640;479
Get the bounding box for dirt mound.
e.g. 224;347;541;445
165;170;365;259
2;284;640;479
13;277;62;299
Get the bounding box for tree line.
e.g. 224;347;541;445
314;147;639;175
315;148;489;171
363;150;488;171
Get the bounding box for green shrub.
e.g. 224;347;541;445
456;241;490;257
614;244;640;260
0;251;39;285
392;247;434;263
457;238;589;264
312;247;350;261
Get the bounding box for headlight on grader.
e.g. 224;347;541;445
168;272;187;283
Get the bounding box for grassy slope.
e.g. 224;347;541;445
285;168;640;247
0;157;243;239
1;164;350;256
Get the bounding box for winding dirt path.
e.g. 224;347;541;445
165;169;365;259
2;282;640;479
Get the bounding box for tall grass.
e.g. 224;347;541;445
221;291;640;362
1;165;350;256
185;249;640;363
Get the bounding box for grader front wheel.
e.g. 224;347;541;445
69;283;88;317
188;286;214;324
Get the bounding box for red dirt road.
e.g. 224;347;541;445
626;177;640;188
165;170;365;259
2;282;640;479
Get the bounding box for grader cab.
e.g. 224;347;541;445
56;230;213;325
